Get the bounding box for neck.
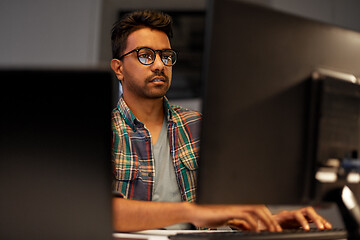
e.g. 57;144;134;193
122;93;165;125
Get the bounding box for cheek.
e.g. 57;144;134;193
124;71;144;85
122;62;144;81
166;67;172;80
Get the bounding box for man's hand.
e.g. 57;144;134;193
189;204;282;232
112;198;332;232
190;204;332;232
272;206;332;230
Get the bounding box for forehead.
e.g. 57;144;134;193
126;27;171;51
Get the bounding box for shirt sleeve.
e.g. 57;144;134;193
113;192;125;198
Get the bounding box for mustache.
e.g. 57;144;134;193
146;71;169;82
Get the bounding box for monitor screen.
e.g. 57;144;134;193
197;0;360;205
308;72;360;203
0;69;114;240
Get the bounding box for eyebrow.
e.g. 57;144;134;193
136;46;173;51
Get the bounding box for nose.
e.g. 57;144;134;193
150;52;165;72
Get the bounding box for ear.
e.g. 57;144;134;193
110;59;124;81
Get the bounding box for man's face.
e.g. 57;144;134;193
118;28;172;100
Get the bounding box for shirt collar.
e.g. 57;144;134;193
117;96;173;131
163;96;173;123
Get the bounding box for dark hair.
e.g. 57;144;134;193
111;10;173;59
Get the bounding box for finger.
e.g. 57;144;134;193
241;213;261;232
302;207;332;230
252;206;282;232
324;221;333;229
261;206;283;232
294;211;310;230
227;219;251;231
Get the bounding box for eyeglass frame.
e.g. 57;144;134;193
118;47;178;66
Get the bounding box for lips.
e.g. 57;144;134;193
147;73;169;84
150;77;165;82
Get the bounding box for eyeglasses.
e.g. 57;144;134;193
119;47;177;66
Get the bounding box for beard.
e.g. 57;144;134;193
125;71;171;99
144;71;170;98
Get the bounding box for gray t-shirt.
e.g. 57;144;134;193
152;118;192;230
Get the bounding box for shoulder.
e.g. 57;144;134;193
169;103;202;123
111;107;131;136
111;107;124;125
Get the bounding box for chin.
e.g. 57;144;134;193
146;88;170;99
148;93;167;99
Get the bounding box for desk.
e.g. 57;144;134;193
114;230;349;240
114;233;168;240
113;230;187;240
113;230;228;240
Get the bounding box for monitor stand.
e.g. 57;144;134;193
326;186;360;240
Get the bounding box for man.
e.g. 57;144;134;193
110;10;332;232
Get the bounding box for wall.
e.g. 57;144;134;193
1;0;359;69
0;0;102;68
98;0;207;66
241;0;360;33
271;0;360;32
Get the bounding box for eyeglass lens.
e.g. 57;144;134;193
137;48;176;66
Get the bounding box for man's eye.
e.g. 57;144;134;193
139;54;152;59
162;56;172;64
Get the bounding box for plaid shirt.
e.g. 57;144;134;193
112;96;201;203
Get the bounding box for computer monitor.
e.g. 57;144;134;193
197;0;360;205
0;69;114;240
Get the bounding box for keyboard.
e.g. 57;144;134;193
169;228;347;240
